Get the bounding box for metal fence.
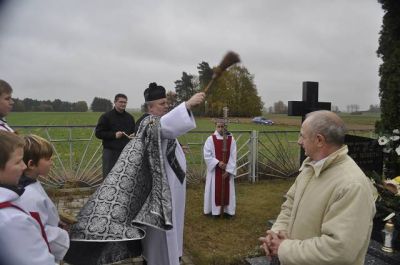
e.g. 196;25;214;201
14;126;376;188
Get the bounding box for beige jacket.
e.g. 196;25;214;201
272;145;376;265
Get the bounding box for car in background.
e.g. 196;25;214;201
252;116;274;125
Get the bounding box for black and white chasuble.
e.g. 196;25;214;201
65;115;174;265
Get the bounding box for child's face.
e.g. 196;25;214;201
0;92;14;117
0;147;26;186
28;157;53;178
37;157;53;176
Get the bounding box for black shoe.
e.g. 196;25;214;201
224;213;234;219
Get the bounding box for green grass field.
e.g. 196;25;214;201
7;111;300;130
7;111;380;130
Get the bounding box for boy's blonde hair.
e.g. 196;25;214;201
0;79;12;96
0;131;24;170
23;134;53;166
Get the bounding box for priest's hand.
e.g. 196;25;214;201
185;92;205;110
218;161;226;169
123;132;135;139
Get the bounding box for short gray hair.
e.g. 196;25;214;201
305;110;346;146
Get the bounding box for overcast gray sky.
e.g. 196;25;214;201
0;0;383;111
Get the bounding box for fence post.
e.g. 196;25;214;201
249;130;258;183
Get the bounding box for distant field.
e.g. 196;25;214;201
7;111;380;130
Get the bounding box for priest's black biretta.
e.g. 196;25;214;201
144;82;166;101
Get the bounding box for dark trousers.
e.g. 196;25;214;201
102;148;122;178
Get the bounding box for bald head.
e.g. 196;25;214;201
304;110;346;147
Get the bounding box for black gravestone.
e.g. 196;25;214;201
345;134;383;175
288;81;331;163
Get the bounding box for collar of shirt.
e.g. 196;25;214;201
0;186;24;202
19;174;37;187
0;117;14;132
113;108;126;115
213;131;231;139
299;145;348;178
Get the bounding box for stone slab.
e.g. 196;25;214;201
364;253;392;265
367;240;400;265
245;256;270;265
246;240;400;265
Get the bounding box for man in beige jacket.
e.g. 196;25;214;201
260;110;376;265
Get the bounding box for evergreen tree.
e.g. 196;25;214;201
174;72;198;103
377;0;400;132
197;61;213;89
91;97;113;112
375;0;400;242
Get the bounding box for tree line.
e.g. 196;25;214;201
12;98;89;112
11;97;118;112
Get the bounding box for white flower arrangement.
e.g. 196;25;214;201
378;129;400;156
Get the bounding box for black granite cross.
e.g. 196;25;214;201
288;81;331;163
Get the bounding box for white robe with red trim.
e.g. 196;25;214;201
16;181;70;261
0;187;55;265
203;131;237;216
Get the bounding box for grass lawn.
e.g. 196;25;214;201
184;179;294;265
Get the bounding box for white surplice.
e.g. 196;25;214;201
16;181;70;261
0;187;55;265
203;131;237;216
141;102;196;265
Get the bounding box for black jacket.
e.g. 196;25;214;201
134;113;150;133
95;108;135;151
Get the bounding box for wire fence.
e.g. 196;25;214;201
14;126;376;188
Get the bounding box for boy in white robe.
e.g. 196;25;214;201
203;121;237;217
16;134;70;262
0;131;55;265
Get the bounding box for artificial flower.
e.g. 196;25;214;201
379;136;389;146
390;135;400;141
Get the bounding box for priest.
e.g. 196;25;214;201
65;83;205;265
139;82;205;265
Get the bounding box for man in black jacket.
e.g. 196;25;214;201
95;93;135;178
